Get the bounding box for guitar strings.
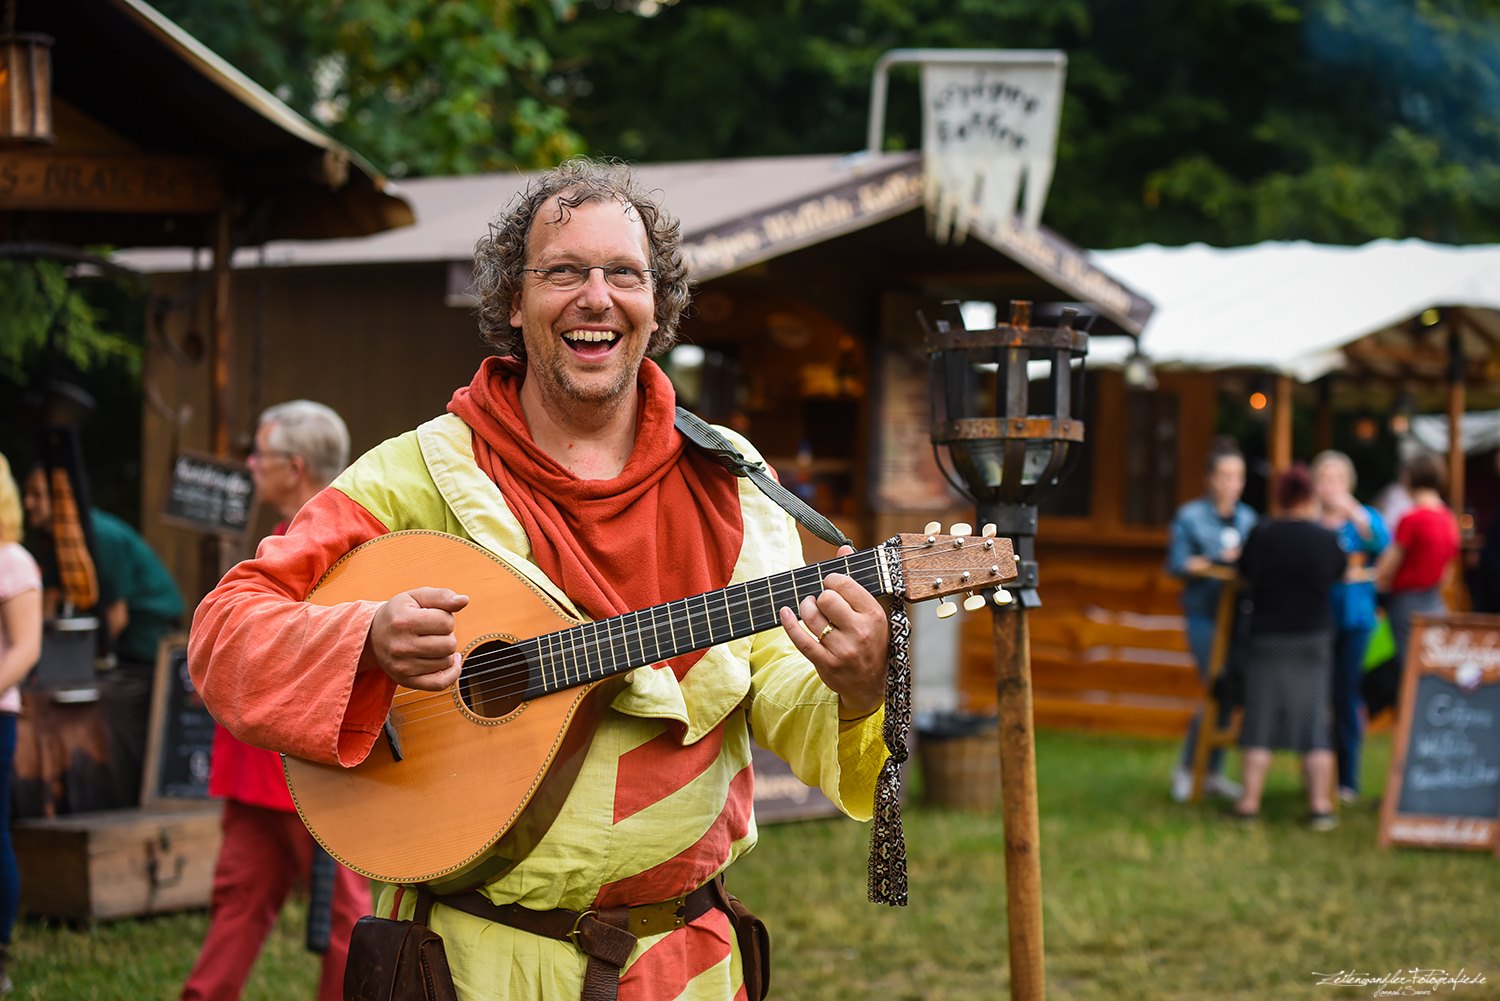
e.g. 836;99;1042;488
382;549;892;725
377;541;1003;726
381;542;1001;726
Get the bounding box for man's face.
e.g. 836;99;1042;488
22;468;50;530
509;195;658;411
247;421;298;509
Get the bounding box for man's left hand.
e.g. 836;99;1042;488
778;545;890;720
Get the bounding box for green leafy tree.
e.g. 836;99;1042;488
0;260;139;383
151;0;586;176
555;0;1500;247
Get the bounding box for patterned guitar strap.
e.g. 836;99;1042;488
673;409;910;906
868;538;911;906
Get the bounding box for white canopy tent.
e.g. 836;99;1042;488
1086;239;1500;381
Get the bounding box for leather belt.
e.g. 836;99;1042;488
413;880;720;1001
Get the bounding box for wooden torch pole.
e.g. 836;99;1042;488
993;600;1044;1000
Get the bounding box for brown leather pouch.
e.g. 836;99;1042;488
712;878;771;1001
344;915;458;1001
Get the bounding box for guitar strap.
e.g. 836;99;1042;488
674;408;910;906
672;408;851;549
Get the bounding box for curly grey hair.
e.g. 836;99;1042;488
472;158;692;361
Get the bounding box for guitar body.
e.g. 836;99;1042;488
283;531;611;891
280;524;1013;892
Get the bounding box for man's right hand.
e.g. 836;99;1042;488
359;587;469;691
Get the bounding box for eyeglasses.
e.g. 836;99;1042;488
246;443;296;464
522;264;655;291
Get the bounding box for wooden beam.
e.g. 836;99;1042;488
1447;327;1466;519
1315;379;1334;452
0;153;223;213
210;206;234;459
1269;374;1294;514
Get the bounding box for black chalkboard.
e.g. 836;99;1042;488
161;451;255;536
1395;674;1500;819
142;634;217;805
1379;615;1500;851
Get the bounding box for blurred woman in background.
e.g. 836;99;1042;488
1166;440;1258;802
1234;464;1346;828
0;452;43;993
1375;452;1460;683
1311;450;1388;805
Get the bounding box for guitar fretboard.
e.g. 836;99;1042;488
513;549;888;698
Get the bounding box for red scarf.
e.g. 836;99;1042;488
448;357;744;679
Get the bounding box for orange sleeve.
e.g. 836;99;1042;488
188;488;394;767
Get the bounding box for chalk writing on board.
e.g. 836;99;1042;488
1379;615;1500;851
162;453;254;535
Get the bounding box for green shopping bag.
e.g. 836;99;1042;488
1364;612;1395;670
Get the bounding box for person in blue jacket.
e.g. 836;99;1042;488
1166;441;1258;802
1311;450;1388;803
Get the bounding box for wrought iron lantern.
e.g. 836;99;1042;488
922;298;1092;605
0;0;53;144
919;298;1094;1001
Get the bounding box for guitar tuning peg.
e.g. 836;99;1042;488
935;600;957;619
981;524;997;538
923;521;941;535
948;522;973;537
962;593;987;612
993;589;1013;606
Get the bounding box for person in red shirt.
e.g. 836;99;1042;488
181;401;369;1001
1375;451;1461;683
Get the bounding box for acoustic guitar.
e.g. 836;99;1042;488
283;527;1016;891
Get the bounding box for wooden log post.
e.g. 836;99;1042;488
1269;373;1294;515
199;203;236;599
992;602;1045;1001
1447;326;1466;521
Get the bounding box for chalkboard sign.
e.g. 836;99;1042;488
1379;614;1500;852
161;451;255;536
142;634;217;805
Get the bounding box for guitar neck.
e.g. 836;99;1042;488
517;548;890;698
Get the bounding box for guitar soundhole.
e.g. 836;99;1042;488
458;638;531;719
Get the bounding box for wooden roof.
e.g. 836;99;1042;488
0;0;412;247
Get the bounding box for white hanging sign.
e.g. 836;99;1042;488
921;57;1067;243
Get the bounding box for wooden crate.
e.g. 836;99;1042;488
14;803;223;922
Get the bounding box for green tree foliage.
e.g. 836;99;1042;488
0;260;139;382
150;0;587;176
554;0;1500;247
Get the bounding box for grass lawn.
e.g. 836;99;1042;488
11;728;1499;1000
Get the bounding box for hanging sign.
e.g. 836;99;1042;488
921;55;1067;243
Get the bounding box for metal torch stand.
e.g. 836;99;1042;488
983;501;1045;1001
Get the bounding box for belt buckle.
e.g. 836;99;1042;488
633;893;688;938
568;909;598;948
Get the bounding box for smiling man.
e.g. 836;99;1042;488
188;159;893;1001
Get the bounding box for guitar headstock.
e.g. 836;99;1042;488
896;522;1019;618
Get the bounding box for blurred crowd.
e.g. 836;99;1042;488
1165;439;1493;827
